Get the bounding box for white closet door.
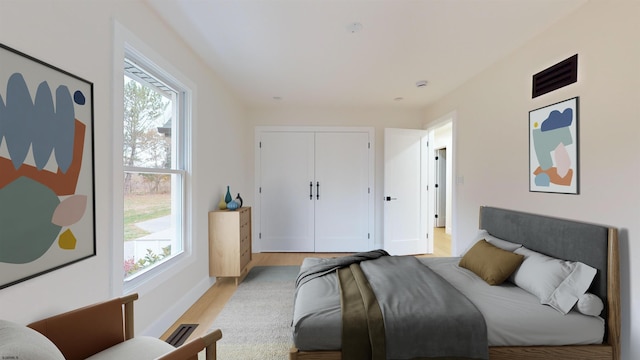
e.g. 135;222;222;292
314;132;370;252
259;132;315;251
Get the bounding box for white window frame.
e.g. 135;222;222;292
112;21;195;296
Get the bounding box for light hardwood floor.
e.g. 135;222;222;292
161;228;451;342
432;227;451;257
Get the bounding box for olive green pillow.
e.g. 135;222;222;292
459;240;524;285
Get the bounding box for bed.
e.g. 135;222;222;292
289;206;620;360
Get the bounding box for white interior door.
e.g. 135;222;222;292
259;132;315;251
383;128;429;255
314;132;370;252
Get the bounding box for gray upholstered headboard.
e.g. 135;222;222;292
479;206;613;322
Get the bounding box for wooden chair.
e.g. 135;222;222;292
26;293;222;360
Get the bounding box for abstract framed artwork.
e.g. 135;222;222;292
529;97;579;194
0;43;95;289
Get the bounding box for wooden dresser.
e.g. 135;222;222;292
208;206;252;285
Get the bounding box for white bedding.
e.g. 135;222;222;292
421;257;604;346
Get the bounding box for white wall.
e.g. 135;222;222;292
0;0;249;336
248;107;424;248
423;2;639;359
3;0;636;355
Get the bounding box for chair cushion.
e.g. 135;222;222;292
0;319;65;360
85;336;176;360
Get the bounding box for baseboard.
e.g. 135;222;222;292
140;276;215;337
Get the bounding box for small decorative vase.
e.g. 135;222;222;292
217;197;227;210
236;193;243;208
226;199;239;211
225;186;232;204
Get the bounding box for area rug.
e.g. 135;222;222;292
210;266;300;360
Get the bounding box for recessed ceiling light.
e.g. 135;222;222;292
346;22;363;33
272;96;282;100
394;97;404;101
416;80;428;88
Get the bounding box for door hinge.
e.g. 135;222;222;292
259;141;262;148
368;142;370;149
259;187;262;193
259;233;262;239
368;187;370;194
368;233;370;239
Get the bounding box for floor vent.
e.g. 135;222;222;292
532;54;578;98
165;324;198;347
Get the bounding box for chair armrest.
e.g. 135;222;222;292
155;329;222;360
28;294;139;360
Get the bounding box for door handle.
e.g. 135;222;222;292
309;182;313;200
316;182;320;200
385;196;398;201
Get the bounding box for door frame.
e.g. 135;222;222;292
254;126;375;253
425;111;456;255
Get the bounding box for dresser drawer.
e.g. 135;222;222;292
240;232;250;252
240;246;251;269
239;207;250;225
240;224;250;243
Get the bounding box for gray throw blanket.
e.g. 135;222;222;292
360;256;488;359
294;249;389;288
293;253;488;359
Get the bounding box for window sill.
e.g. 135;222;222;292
123;250;194;296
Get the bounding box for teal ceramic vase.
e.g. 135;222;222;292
225;186;232;204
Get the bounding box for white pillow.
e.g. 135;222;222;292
0;320;65;360
461;229;522;255
511;247;597;314
575;293;605;317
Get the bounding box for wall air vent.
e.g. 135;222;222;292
532;54;578;98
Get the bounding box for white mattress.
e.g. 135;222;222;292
421;257;604;346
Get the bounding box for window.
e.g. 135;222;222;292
122;54;189;280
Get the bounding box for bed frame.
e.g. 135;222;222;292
289;206;620;360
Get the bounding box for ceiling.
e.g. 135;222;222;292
147;0;587;109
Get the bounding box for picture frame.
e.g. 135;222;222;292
0;43;95;289
529;97;579;194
